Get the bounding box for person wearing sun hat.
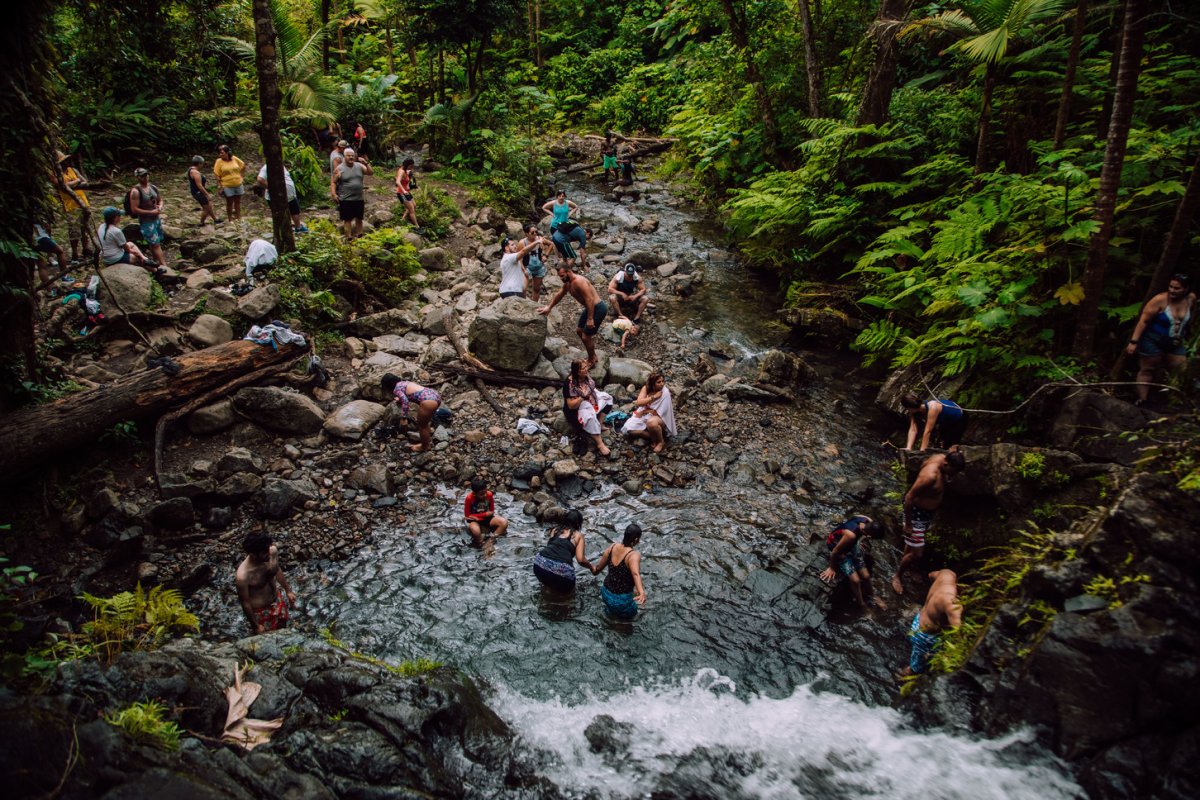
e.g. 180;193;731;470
53;150;93;263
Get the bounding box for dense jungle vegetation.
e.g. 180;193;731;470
2;0;1198;408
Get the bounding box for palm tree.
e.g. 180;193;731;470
902;0;1067;173
220;0;339;127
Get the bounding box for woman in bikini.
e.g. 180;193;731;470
380;373;441;452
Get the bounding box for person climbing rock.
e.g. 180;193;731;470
893;449;965;595
593;524;647;619
1126;273;1196;407
464;476;509;549
538;264;607;367
380;373;440;452
819;515;885;611
902;394;968;450
235;533;297;635
898;569;961;677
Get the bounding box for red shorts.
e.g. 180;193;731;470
253;587;289;631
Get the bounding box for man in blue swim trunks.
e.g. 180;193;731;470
899;569;961;677
894;449;964;595
538;264;607;367
819;515;885;611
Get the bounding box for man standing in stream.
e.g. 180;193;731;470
538;264;607;367
235;533;297;634
893;448;965;594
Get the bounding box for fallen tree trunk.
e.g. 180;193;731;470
562;141;676;174
582;134;677;144
436;362;561;388
0;339;309;481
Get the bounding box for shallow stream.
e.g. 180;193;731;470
194;172;1081;798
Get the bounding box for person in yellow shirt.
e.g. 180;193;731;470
213;144;247;220
54;150;93;262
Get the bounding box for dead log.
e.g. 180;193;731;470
582;134;677;144
562;140;676;174
0;339;309;481
436;362;562;388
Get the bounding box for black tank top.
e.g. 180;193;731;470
604;547;635;594
540;531;576;564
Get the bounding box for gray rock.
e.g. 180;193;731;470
201;507;234;530
216;447;263;477
606;357;653;386
757;349;816;387
97;263;152;316
149;497;195;530
258;477;320;520
373;333;428;357
213;472;263;502
185;269;214;289
323;400;386;441
187;398;236;435
455;289;478;313
552;459;579;479
656;261;678;278
468;297;548;371
624;250;669;269
187;314;233;348
347;464;394;496
201;289;238;316
530;356;560;380
146;327;183;355
85;488;120;520
421;337;457;366
418;246;451;271
1045;389;1156;466
347;308;420;338
237;284;281;320
233;387;326;434
421;306;452;336
622;479;642;496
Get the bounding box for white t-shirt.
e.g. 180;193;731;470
498;252;526;295
257;165;297;201
98;223;127;264
329;149;344;172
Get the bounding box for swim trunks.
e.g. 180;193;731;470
904;507;934;548
600;584;638;619
828;539;866;578
603;155;618;169
140;218;164;246
577;300;608;335
252;587;289;632
908;613;940;674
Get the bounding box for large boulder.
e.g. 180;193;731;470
187;314;233;348
373;333;428;358
623;250;669;269
237;284;281;320
232;387;325;434
418;246;452;272
606;357;653;386
347;308;420;338
1044;389;1157;466
468;297;547;371
257;477;319;520
97;263;152;316
422;306;452;336
324;400;387;441
757;349;816;387
347;464;394;495
187;398;235;435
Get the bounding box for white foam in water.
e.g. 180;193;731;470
491;669;1083;799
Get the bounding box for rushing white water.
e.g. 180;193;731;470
492;669;1083;799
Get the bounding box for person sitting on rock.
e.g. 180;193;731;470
621;370;675;453
608;264;648;323
563;359;612;456
538;264;607;367
533;508;593;592
819;515;885;612
894;448;965;595
464;476;509;550
380;373;441;452
902;393;967;450
899;569;961;677
498;234;544;299
235;533;297;635
97;206;151;268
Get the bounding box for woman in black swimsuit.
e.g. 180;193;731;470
532;509;593;593
593;524;646;619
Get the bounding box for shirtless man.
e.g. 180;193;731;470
235;534;296;635
538;264;607;367
899;569;962;677
892;448;965;594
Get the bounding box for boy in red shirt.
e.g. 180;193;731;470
464;477;509;548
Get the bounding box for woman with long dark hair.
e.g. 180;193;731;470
593;524;646;619
563;359;612;456
533;509;593;593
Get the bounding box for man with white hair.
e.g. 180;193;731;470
330;147;372;239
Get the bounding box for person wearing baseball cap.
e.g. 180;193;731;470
608;263;648;322
96;206;151;268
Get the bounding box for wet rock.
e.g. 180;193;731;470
213;472;263;502
347;465;394;496
373;333;428;357
607;357;653;386
233;387;326;434
346;308;420;338
418;246;451;271
187;314;234;347
656;261;678;278
552;459;579;479
757;349;816;387
468;297;547;371
96;263;152;317
257;477;319;520
159;473;215;500
324;400;387;441
148;497;194;530
624;250;669;269
622;479;642;496
1044;389;1156;466
201;506;233;530
584;714;635;756
236;284;281;320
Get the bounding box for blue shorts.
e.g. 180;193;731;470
829;540;866;579
221;184;245;197
601;585;638;619
140;218;164;245
578;300;608;335
1138;333;1187;358
527;256;546;279
908;614;940;674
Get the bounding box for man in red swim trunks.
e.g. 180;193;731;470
235;533;297;634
